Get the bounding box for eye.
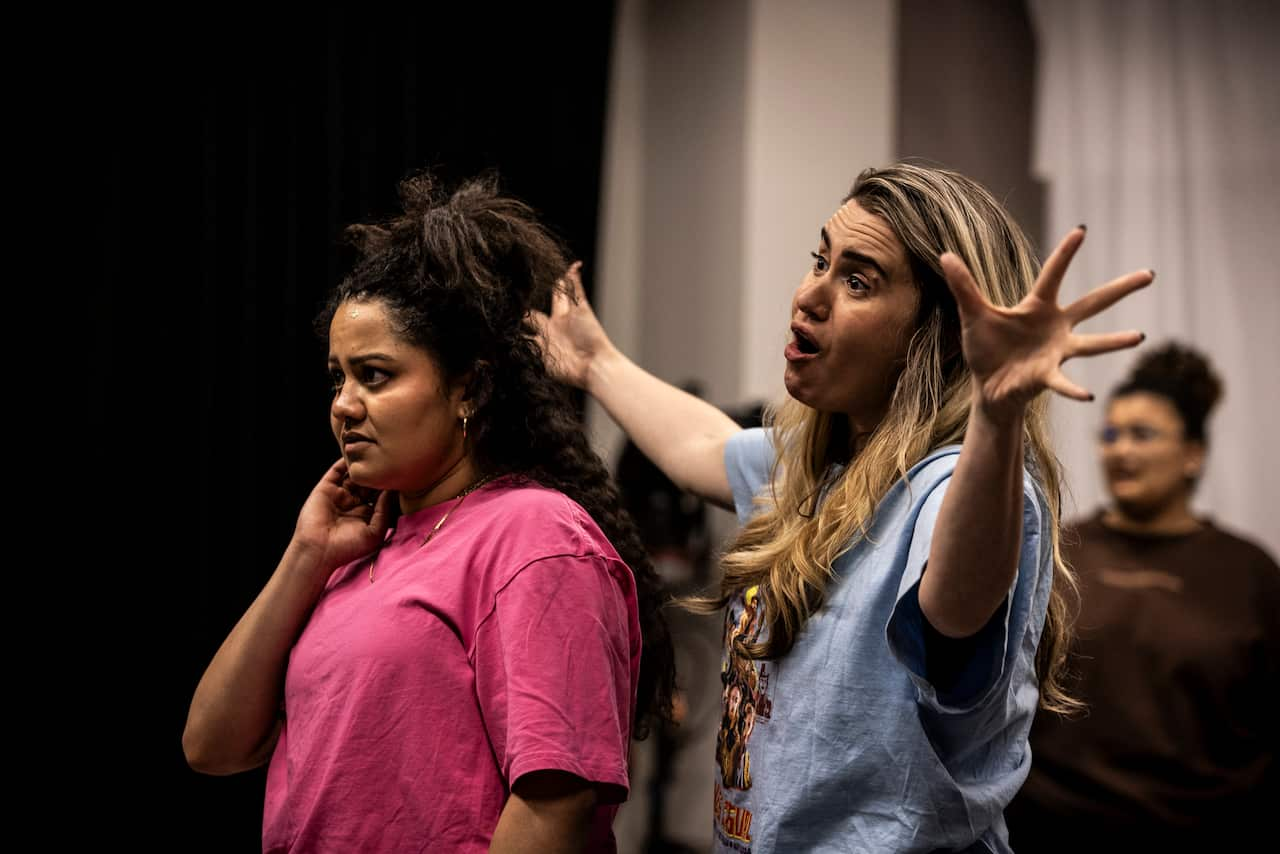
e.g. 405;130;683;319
845;274;869;292
360;366;391;386
1131;426;1160;442
329;369;345;392
810;251;829;273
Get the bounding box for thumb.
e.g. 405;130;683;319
938;252;987;319
368;490;394;536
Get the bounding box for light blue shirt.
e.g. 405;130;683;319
711;429;1053;853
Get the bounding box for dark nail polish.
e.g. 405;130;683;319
1086;393;1096;401
1139;332;1146;342
1078;223;1087;232
1148;269;1156;279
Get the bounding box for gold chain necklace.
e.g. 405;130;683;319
369;473;495;583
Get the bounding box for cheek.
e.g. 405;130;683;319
859;330;911;390
888;311;919;364
1154;454;1190;482
407;402;458;447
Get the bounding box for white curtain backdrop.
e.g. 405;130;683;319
1030;0;1280;558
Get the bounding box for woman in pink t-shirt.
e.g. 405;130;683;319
183;173;675;853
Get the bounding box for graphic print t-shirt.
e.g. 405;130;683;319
712;429;1054;854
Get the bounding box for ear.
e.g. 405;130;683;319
457;361;494;414
1183;440;1207;480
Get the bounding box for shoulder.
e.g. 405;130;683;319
1203;522;1280;586
1204;522;1278;563
1065;511;1106;534
485;478;582;516
725;427;773;472
473;478;621;562
725;428;776;522
896;445;1049;557
905;444;962;489
1061;511;1108;550
904;444;1044;506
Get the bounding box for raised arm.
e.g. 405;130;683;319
533;263;741;509
182;461;391;774
921;227;1153;638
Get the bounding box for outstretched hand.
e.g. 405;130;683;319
528;261;613;390
939;226;1154;420
293;459;393;571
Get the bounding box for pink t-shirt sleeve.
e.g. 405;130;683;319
473;553;638;803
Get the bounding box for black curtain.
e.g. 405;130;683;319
93;6;616;848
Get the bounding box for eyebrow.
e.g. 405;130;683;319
327;352;397;366
820;227;890;281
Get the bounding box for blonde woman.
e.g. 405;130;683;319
535;163;1153;853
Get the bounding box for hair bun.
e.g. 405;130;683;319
1129;341;1222;411
1117;341;1222;440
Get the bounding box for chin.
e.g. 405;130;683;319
783;373;818;409
1108;484;1146;505
344;461;388;490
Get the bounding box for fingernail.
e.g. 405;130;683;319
1078;223;1087;232
1139;332;1146;342
1148;269;1156;280
1086;393;1096;401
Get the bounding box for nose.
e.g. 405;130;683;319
331;379;366;425
794;275;830;322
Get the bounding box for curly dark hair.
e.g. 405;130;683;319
1112;341;1223;442
316;171;675;736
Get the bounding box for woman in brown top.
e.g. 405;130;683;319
1008;342;1279;851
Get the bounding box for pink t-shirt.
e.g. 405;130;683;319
263;478;641;852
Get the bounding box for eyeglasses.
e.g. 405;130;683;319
1098;425;1173;445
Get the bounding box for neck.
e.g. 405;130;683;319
399;454;482;515
1102;500;1202;536
846;410;885;453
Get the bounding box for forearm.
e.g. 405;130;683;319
919;396;1026;638
586;345;740;508
182;540;333;774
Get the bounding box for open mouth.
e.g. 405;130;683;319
1107;469;1142;486
793;329;819;355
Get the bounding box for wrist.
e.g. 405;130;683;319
583;341;624;397
969;380;1027;434
266;540;340;609
282;537;337;578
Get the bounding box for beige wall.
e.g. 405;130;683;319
895;0;1043;245
740;0;896;403
589;0;750;462
591;0;895;461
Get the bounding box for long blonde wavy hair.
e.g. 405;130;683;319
695;163;1077;713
